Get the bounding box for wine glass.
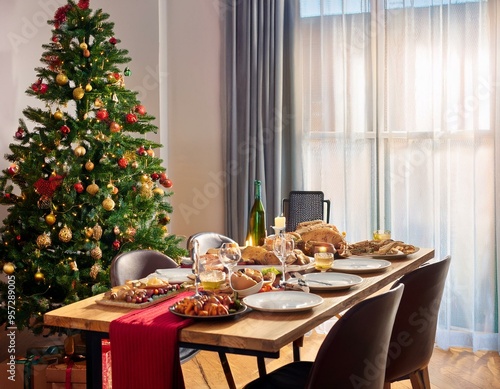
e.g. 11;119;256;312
273;234;295;287
219;243;241;285
190;239;202;298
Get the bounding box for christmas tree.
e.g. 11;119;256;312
0;0;186;334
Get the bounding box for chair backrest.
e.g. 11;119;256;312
110;249;178;286
306;284;404;389
186;232;236;256
282;191;331;232
385;256;451;383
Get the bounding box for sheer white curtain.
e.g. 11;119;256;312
294;0;499;351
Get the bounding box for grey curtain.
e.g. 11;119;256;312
224;0;295;243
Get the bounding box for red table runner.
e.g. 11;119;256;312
109;291;194;389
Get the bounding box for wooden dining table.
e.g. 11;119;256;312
44;248;435;389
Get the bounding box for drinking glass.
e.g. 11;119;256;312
219;242;241;283
273;233;295;286
313;244;336;272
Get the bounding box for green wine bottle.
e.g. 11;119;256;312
246;180;266;246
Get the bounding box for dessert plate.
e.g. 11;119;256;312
287;272;363;291
331;258;391;274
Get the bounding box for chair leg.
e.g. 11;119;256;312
409;366;431;389
218;352;236;389
383;383;391;389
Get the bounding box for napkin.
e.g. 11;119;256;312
109;290;194;389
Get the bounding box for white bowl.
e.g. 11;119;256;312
231;278;263;297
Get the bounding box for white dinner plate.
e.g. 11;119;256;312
286;272;364;291
234;259;314;274
331;258;391;274
352;247;420;260
154;268;192;284
242;291;323;312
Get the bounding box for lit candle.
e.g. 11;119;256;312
274;216;286;228
318;246;327;253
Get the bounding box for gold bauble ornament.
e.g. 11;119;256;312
36;233;51;248
140;174;149;183
85;161;95;171
74;145;86;157
86;183;99;196
53;110;64;120
55;73;68;85
79;42;88;50
34;270;45;282
45;212;56;226
153;188;164;196
58;225;72;243
3;262;15;275
92;224;103;240
94;98;103;108
85;83;92;92
139;186;153;199
90;262;102;279
90;246;102;260
102;197;115;211
73;87;85;100
85;227;94;238
146;148;155;157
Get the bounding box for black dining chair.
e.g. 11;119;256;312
243;284;405;389
282;191;331;232
384;255;451;389
109;249;199;364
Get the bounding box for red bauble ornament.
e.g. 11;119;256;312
73;182;84;193
78;0;90;10
118;158;128;168
112;240;121;250
134;105;147;115
96;109;109;121
15;128;24;140
151;173;160;181
125;113;137;124
159;172;167;182
137;146;146;156
109;121;121;133
162;178;173;188
39;83;48;94
59;125;70;135
109;37;117;45
16;235;21;241
7;165;19;176
52;35;59;43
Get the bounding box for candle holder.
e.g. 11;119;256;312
272;225;294;287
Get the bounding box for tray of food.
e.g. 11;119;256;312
169;293;247;319
346;239;419;258
96;276;184;309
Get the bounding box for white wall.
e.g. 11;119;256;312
0;0;225;247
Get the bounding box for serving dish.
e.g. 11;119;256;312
169;303;248;320
353;247;420;260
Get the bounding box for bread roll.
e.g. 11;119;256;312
231;272;257;290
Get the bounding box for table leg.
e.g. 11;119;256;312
218;351;236;389
84;330;108;389
257;356;267;377
293;336;304;362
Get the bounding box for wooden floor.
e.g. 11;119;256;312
181;330;500;389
